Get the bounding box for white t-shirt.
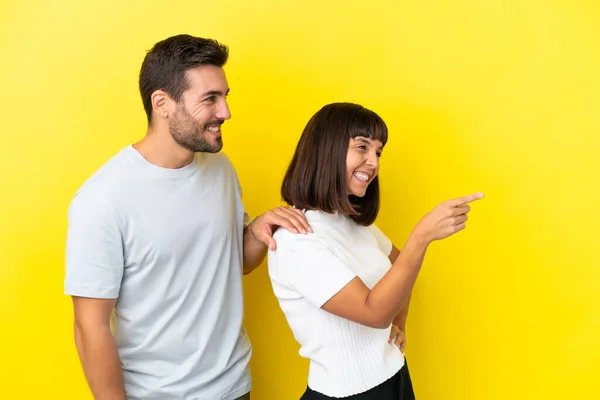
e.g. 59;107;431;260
64;145;252;400
267;210;405;397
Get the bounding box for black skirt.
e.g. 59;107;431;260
300;358;415;400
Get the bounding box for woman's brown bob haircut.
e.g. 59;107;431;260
281;102;388;226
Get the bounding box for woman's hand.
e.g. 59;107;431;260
412;192;484;244
388;324;406;352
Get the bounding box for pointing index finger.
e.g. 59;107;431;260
452;192;484;206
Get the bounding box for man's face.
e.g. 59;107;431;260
169;65;231;153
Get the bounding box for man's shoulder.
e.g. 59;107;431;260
71;146;136;206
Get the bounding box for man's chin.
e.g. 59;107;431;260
207;137;223;153
191;134;223;153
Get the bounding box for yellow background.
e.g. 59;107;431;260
1;0;599;399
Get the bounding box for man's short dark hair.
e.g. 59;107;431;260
281;102;389;226
139;34;229;123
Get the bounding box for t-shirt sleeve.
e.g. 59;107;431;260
227;155;253;228
367;224;393;256
64;192;124;299
275;235;357;308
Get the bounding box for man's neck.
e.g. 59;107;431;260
133;127;195;169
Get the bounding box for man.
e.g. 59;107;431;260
64;34;310;400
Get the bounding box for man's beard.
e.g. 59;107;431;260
170;105;223;153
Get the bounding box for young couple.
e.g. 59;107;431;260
65;34;482;400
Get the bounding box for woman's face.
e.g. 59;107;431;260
346;136;383;197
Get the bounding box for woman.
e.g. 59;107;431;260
265;102;483;399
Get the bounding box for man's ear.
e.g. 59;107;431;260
150;89;171;120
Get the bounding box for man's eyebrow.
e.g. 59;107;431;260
201;88;230;97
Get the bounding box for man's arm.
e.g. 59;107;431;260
72;297;126;400
242;222;268;274
65;192;128;398
242;206;311;274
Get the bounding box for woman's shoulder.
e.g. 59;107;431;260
272;227;329;252
272;210;357;253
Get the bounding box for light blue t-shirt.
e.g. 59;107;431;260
64;145;252;400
